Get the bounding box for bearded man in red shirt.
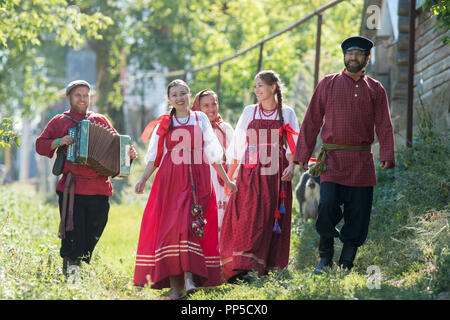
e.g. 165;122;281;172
36;80;138;276
294;36;395;274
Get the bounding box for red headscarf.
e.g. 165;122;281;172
192;89;227;148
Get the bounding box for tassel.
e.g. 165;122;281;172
274;208;281;219
279;203;286;214
280;187;287;198
272;219;281;234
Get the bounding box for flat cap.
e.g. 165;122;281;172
341;36;374;52
66;80;91;95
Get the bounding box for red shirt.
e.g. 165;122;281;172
35;110;117;196
294;69;395;187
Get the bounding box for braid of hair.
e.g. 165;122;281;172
276;85;286;147
168;107;176;131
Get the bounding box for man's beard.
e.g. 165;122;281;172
344;58;368;73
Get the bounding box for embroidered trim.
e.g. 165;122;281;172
136;241;220;267
220;251;266;267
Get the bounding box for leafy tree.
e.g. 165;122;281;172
74;0;129;132
181;0;365;122
0;117;19;148
0;0;365;146
0;0;112;147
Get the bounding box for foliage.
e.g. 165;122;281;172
0;117;19;148
356;118;449;293
79;0;129;132
423;0;450;44
123;0;365;126
1;120;448;299
0;0;113;120
1;0;365;135
3;0;448;301
186;0;364;119
0;183;158;299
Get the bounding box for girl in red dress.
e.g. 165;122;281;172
133;80;237;299
191;89;234;235
220;70;299;282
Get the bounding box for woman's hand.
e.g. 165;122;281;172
135;178;147;194
225;180;238;196
135;161;156;194
281;163;295;181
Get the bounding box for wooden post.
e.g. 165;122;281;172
254;43;265;103
5;146;10;172
257;42;264;73
216;63;222;98
314;14;323;89
406;0;416;147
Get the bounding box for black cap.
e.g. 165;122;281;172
65;80;91;95
341;36;374;53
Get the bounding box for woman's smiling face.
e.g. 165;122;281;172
199;95;218;122
168;84;190;111
254;77;275;103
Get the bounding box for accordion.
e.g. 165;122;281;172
66;120;132;177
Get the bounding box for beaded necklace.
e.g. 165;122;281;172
259;103;277;117
258;103;278;128
173;111;191;126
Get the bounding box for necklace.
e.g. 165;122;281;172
259;104;278;118
174;111;191;125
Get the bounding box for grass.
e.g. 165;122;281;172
0;127;448;300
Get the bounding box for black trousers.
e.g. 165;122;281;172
316;182;373;247
57;192;110;263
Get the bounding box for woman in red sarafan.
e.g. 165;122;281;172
133;79;236;299
220;70;300;282
191;89;235;236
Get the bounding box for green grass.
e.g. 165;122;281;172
0;128;448;300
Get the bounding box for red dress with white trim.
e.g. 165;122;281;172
220;105;299;280
134;112;222;288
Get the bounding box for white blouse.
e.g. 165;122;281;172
144;111;224;165
226;104;300;162
214;121;234;155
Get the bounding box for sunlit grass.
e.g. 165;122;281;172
0;129;448;299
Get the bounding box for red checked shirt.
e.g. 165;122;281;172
294;69;395;187
35;109;117;196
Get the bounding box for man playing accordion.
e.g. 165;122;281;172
36;80;138;277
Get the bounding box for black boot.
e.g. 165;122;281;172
314;237;334;275
338;243;358;271
62;257;81;276
227;271;250;284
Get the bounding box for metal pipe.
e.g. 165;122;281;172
216;63;222;98
257;42;264;74
254;43;264;103
407;0;416;147
314;14;323;89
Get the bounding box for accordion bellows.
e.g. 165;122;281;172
67;120;131;177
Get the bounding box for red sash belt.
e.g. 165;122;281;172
59;172;100;239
